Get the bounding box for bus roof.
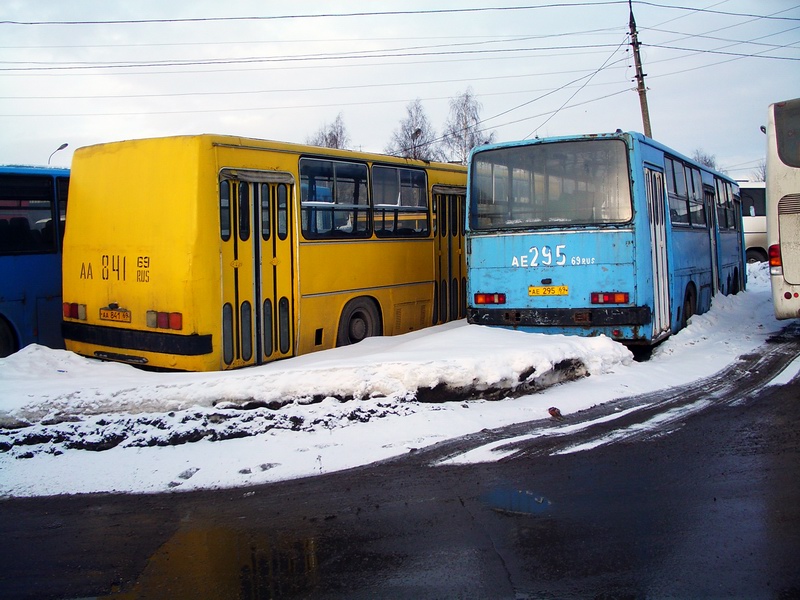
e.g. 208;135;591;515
0;165;70;176
71;134;466;175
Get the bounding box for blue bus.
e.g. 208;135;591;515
466;131;744;345
0;165;70;357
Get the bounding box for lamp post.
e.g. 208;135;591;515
48;143;68;165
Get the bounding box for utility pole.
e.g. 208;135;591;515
629;0;652;138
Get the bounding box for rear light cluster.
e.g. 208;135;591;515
63;302;87;320
769;244;783;276
591;292;630;304
147;311;183;330
63;302;182;330
474;293;507;305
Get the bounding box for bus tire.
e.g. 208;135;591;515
681;286;697;329
337;297;382;346
0;318;18;358
746;248;767;264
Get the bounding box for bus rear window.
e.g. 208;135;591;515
470;139;632;230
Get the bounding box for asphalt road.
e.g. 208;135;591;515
1;327;799;599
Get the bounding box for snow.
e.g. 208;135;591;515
0;263;793;498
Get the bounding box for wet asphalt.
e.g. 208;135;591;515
1;330;799;600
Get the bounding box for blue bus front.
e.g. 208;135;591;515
466;134;658;344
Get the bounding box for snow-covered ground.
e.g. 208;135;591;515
1;263;794;498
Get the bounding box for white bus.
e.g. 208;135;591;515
739;181;767;263
765;98;800;320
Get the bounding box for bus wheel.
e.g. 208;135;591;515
746;249;767;264
0;318;18;358
681;286;697;329
337;298;382;346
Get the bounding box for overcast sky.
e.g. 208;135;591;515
1;1;798;179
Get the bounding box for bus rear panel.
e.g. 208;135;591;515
466;132;744;345
467;229;653;341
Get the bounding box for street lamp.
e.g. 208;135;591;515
48;143;68;165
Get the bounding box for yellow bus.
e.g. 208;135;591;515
62;135;467;371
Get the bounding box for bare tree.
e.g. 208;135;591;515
750;159;766;182
307;112;350;149
384;99;441;161
441;88;496;165
692;149;723;171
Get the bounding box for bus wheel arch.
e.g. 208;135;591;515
337;297;383;347
681;284;697;329
0;315;19;358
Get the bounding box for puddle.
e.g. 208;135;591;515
95;526;319;599
484;486;554;516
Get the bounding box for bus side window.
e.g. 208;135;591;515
372;166;429;237
666;157;689;226
688;167;706;227
299;158;369;239
715;178;731;229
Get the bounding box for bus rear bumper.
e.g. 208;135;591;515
467;306;651;329
62;321;213;357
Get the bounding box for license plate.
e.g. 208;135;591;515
99;308;131;323
529;285;569;296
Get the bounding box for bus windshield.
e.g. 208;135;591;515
470;138;632;230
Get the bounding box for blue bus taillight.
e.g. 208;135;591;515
474;293;506;305
146;310;183;330
591;292;629;304
62;302;86;320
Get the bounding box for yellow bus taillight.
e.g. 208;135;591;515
62;302;86;320
146;311;183;330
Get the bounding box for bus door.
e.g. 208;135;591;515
644;167;671;338
220;170;295;369
433;186;467;324
705;185;720;295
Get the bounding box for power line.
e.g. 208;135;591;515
0;28;625;51
645;26;800;50
0;43;626;73
1;2;797;27
0;4;631;26
634;1;800;22
642;43;800;60
0;63;629;101
523;35;631;138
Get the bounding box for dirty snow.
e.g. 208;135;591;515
0;263;793;497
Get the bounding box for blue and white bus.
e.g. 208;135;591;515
466;131;744;345
0;165;69;357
